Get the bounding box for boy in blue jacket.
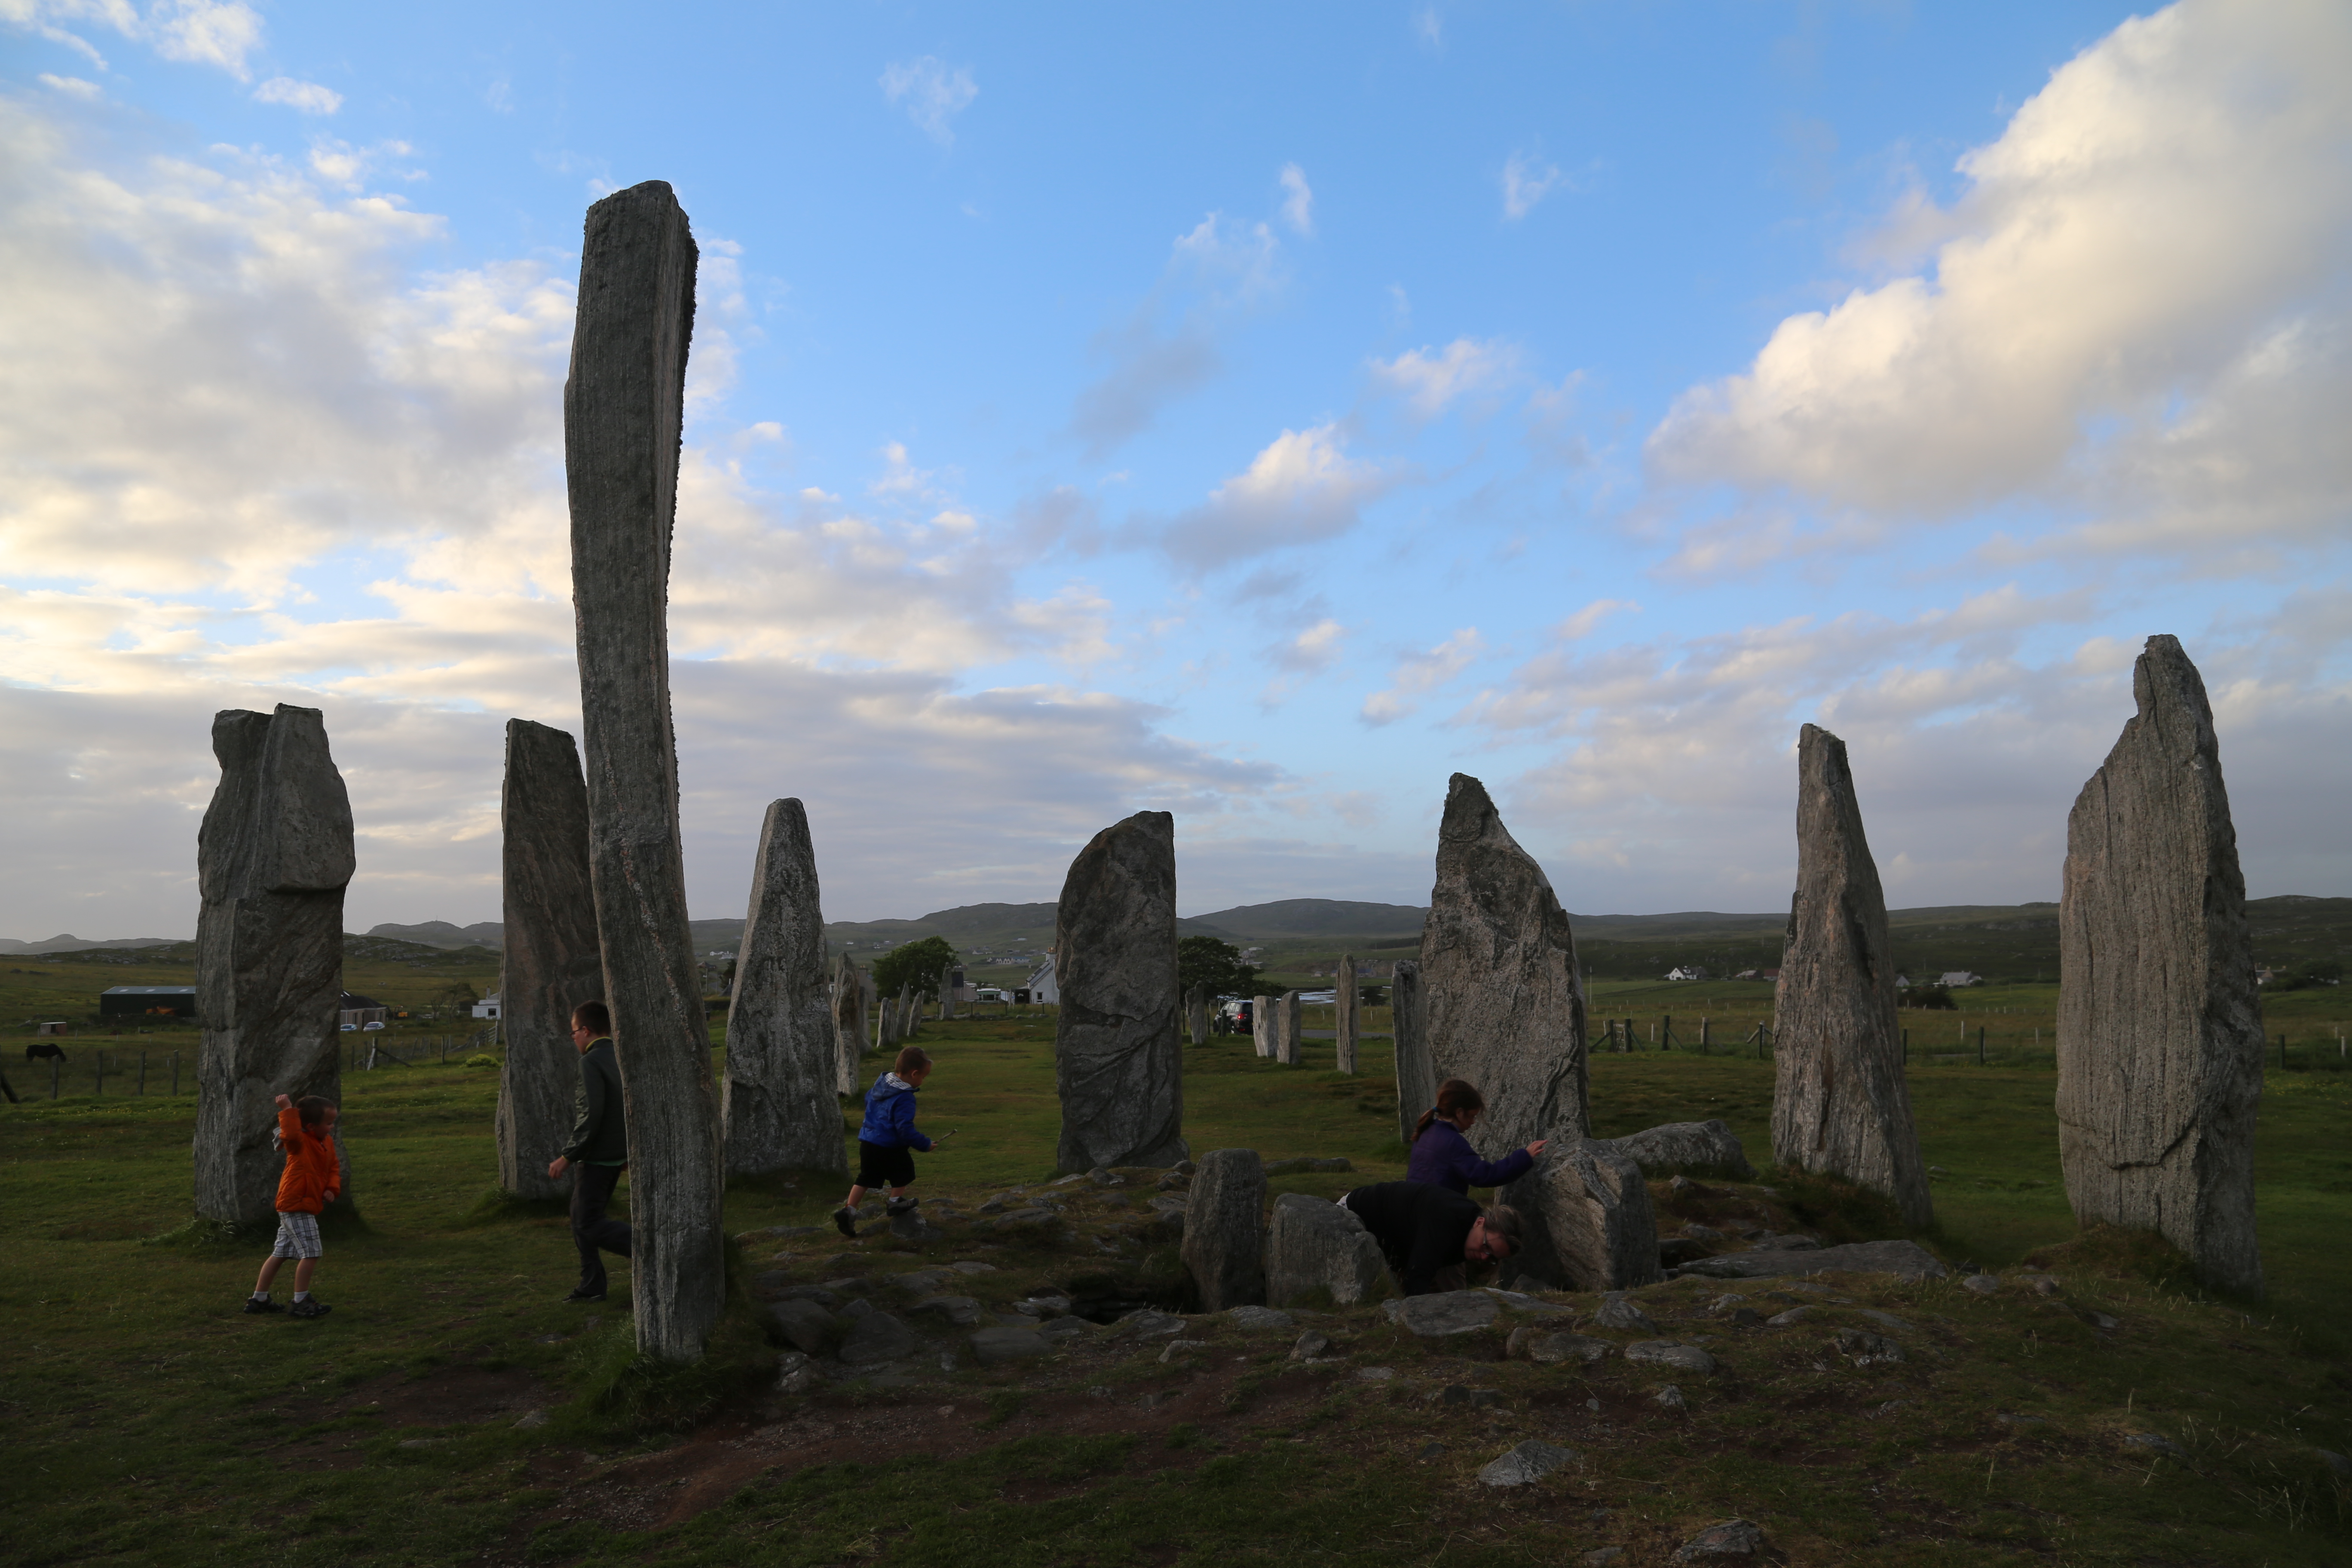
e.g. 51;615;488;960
833;1046;934;1237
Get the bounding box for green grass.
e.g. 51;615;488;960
5;1003;2350;1565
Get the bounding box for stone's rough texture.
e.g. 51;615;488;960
1265;1192;1391;1307
2058;635;2264;1297
832;956;867;1097
1503;1133;1663;1292
1605;1120;1755;1180
723;799;848;1177
838;1310;919;1366
1676;1520;1767;1560
1478;1439;1574;1487
968;1326;1049;1365
1252;995;1275;1058
763;1298;835;1355
1771;725;1935;1228
496;719;601;1202
1334;954;1360;1074
566;180;722;1362
1053;812;1188;1171
1185;983;1209;1047
1672;1238;1948;1281
1182;1148;1267;1311
1625;1341;1718;1375
1513;1329;1614;1364
194;705;355;1228
1274;991;1303;1065
1590;1295;1657;1333
1226;1305;1295;1331
1420;774;1589;1155
1383;1290;1500;1337
1391;961;1436;1145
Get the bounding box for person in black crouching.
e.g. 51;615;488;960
1338;1180;1522;1295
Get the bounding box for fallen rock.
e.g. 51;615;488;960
1356;1366;1396;1381
1623;1341;1718;1375
1158;1338;1210;1363
763;1297;836;1355
1227;1304;1295;1331
1961;1273;2001;1295
837;1310;920;1366
1672;1238;1946;1282
1652;1384;1688;1410
1037;1316;1093;1344
1510;1329;1614;1365
1383;1291;1500;1337
1477;1438;1575;1487
1112;1308;1188;1338
1676;1519;1766;1559
1265;1192;1390;1308
1832;1328;1904;1366
1291;1330;1332;1361
1765;1306;1812;1327
1605;1119;1755;1180
969;1326;1050;1365
775;1351;820;1394
912;1295;982;1328
1590;1295;1657;1333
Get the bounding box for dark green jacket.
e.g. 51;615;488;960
563;1038;628;1164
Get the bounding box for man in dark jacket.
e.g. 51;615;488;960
1339;1180;1522;1295
547;1001;631;1302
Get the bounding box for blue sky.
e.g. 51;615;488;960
2;0;2346;938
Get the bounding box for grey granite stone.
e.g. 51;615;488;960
723;799;848;1176
1503;1132;1663;1292
1053;812;1188;1171
496;719;601;1202
1265;1192;1390;1308
1182;1147;1266;1310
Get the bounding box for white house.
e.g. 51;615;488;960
1937;971;1982;989
472;993;502;1020
1024;956;1059;1004
1665;965;1707;982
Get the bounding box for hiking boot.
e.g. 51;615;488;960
885;1196;919;1217
564;1287;606;1303
288;1298;332;1320
831;1205;858;1238
242;1296;283;1315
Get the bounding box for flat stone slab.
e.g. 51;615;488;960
1227;1305;1295;1331
1382;1291;1500;1337
969;1326;1050;1365
1590;1295;1657;1332
1513;1329;1614;1365
1112;1309;1188;1338
913;1295;982;1328
1677;1519;1767;1560
1672;1238;1946;1282
1623;1341;1719;1375
1478;1439;1575;1487
838;1310;919;1366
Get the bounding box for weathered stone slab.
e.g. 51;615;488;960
832;955;864;1097
1185;983;1209;1047
763;1297;835;1354
1671;1238;1947;1281
724;799;848;1177
193;704;354;1228
1334;954;1359;1074
1053;812;1188;1171
1265;1192;1390;1307
496;718;601;1202
1624;1341;1718;1375
1604;1119;1755;1180
1182;1147;1266;1311
1274;990;1302;1065
1420;774;1588;1156
2057;635;2264;1297
1502;1133;1663;1292
1770;725;1934;1229
1252;993;1274;1058
838;1309;919;1366
1382;1290;1499;1337
1226;1305;1295;1331
566;178;720;1361
1391;960;1435;1145
1511;1329;1614;1364
1479;1438;1574;1486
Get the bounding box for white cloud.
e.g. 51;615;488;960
148;0;261;78
1646;0;2352;557
1154;424;1404;570
1413;6;1442;49
879;55;977;147
1171;211;1284;301
1360;628;1484;726
1501;150;1566;220
252;76;341;114
1278;162;1314;236
1258;617;1347;707
37;71;101;97
1369;337;1522;418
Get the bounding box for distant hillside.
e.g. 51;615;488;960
0;934;183;955
1185;899;1428;939
368;920;506;949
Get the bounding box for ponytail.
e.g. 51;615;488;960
1409;1078;1485;1142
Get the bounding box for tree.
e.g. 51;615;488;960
873;935;959;1002
1178;935;1259;1000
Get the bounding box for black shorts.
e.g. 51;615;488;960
857;1140;917;1189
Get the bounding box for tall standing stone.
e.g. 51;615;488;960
496;719;602;1202
1252;994;1275;1058
723;800;847;1178
832;956;864;1096
1420;774;1589;1157
1391;960;1435;1145
898;981;916;1038
1052;811;1189;1171
566;178;718;1362
193;705;354;1228
1274;990;1303;1066
2057;636;2263;1295
940;968;958;1020
1770;726;1934;1229
1185;983;1210;1046
1182;1147;1266;1310
1333;955;1360;1074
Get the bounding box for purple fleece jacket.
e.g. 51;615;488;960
1405;1118;1533;1195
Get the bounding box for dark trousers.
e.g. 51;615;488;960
570;1162;632;1294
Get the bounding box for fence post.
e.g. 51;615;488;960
1663;1013;1674;1050
1700;1016;1710;1054
172;1052;180;1095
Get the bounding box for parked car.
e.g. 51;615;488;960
338;1023;357;1032
362;1020;386;1031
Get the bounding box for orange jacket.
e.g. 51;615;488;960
275;1106;341;1215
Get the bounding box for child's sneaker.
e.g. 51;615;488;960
288;1298;332;1320
831;1205;858;1238
885;1196;919;1217
242;1295;283;1314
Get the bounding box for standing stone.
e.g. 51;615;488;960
1420;774;1589;1156
2058;636;2263;1296
898;981;916;1038
1185;983;1210;1047
1770;726;1934;1229
1274;990;1303;1065
1265;1192;1389;1307
1052;811;1189;1171
940;968;957;1020
723;800;847;1178
1334;954;1360;1075
193;705;354;1228
1182;1147;1267;1310
1392;960;1435;1145
566;178;719;1362
831;956;864;1096
496;719;601;1202
1252;994;1275;1058
1501;1132;1663;1292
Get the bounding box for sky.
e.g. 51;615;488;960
2;0;2347;940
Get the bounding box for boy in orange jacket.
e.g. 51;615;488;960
243;1092;341;1319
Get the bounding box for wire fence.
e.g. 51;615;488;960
5;1026;506;1102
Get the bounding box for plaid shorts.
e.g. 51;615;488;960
270;1210;323;1259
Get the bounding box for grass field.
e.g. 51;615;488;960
6;979;2352;1566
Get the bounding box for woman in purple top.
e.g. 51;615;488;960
1406;1079;1548;1195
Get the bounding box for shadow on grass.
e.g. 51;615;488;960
460;1186;571;1227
